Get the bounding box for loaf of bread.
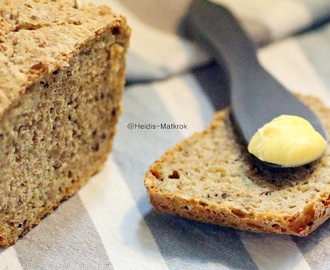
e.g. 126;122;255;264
0;0;130;246
145;95;330;236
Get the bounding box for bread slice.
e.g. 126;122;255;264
0;0;130;246
145;95;330;236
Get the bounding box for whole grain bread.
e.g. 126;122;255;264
145;95;330;236
0;0;130;246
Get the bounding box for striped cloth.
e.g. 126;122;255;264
1;0;330;269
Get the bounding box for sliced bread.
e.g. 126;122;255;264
144;95;330;236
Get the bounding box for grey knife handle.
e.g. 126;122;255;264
184;0;260;81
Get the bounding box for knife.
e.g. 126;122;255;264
183;0;327;167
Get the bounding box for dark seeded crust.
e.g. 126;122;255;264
144;95;330;236
0;0;130;246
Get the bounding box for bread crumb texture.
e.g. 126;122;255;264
145;95;330;236
0;0;130;246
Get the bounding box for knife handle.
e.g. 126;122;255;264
183;0;259;81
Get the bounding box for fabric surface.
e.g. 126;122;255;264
1;0;330;269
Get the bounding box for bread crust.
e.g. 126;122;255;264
145;95;330;236
0;0;130;117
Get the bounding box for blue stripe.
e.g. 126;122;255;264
297;22;330;91
191;62;230;112
112;78;258;269
293;221;330;270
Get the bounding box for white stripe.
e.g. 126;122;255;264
207;261;231;270
258;38;330;107
210;0;312;40
260;0;311;40
0;247;23;270
78;157;168;270
240;233;311;270
153;75;205;138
